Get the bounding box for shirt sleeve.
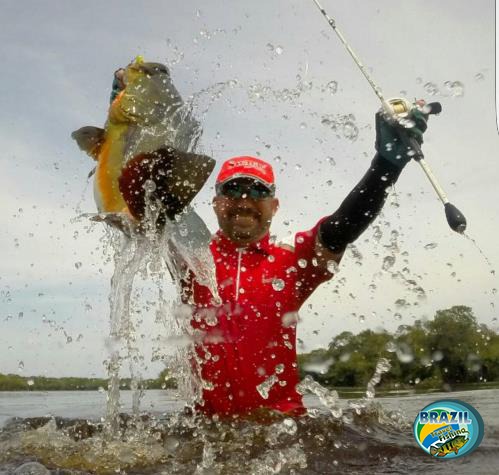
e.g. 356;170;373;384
293;217;335;303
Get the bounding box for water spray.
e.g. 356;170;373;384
311;0;467;233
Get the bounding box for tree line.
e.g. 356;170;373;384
1;306;497;391
298;305;499;389
0;371;176;391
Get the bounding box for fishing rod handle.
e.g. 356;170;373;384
395;128;449;204
416;158;450;205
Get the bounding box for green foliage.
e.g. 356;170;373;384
0;370;177;391
299;305;499;389
0;374;109;391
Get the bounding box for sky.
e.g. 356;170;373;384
0;0;498;378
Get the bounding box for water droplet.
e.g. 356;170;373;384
27;379;34;386
164;436;180;454
326;80;338;94
327;260;339;274
467;353;481;372
343;121;359;141
386;341;397;352
272;278;285;291
275;363;285;374
143;179;156;193
299;122;307;129
395;298;409;308
424;242;438;250
326;156;336;166
382;255;395;271
18;361;24;371
74;262;82;269
296;236;304;244
474;72;484;81
298;258;307;268
257;374;278;399
326;179;333;186
281;417;297;435
431;350;443;362
424;82;439;95
282;311;299;327
275;45;284;55
396;343;414;363
444;80;464;97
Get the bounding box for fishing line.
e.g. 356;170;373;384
311;0;467;233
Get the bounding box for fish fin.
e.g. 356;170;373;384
437;452;446;457
71;126;105;160
118;147;215;224
86;212;138;237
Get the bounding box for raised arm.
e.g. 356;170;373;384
314;104;430;267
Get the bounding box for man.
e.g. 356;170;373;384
100;63;429;416
184;105;430;417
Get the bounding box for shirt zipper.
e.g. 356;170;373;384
235;248;243;301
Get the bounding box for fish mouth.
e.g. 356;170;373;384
128;61;169;76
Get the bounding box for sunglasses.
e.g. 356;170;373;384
217;180;275;200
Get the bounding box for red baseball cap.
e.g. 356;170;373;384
215;156;275;189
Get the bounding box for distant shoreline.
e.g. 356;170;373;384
0;373;175;392
1;373;498;395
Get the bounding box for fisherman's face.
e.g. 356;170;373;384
213;178;278;245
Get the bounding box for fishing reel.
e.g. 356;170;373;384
383;97;442;121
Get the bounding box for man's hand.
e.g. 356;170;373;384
375;102;429;169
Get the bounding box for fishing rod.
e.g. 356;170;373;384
311;0;467;233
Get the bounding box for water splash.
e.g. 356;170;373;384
296;375;343;418
256;375;279;399
321;114;359;141
462;233;495;272
365;358;391;399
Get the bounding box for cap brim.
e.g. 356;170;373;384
217;173;274;190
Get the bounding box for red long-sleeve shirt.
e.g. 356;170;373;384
187;220;334;416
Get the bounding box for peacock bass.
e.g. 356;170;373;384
72;56;215;223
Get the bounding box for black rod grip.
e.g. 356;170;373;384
445;202;467;233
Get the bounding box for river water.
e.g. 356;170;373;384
0;388;498;474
